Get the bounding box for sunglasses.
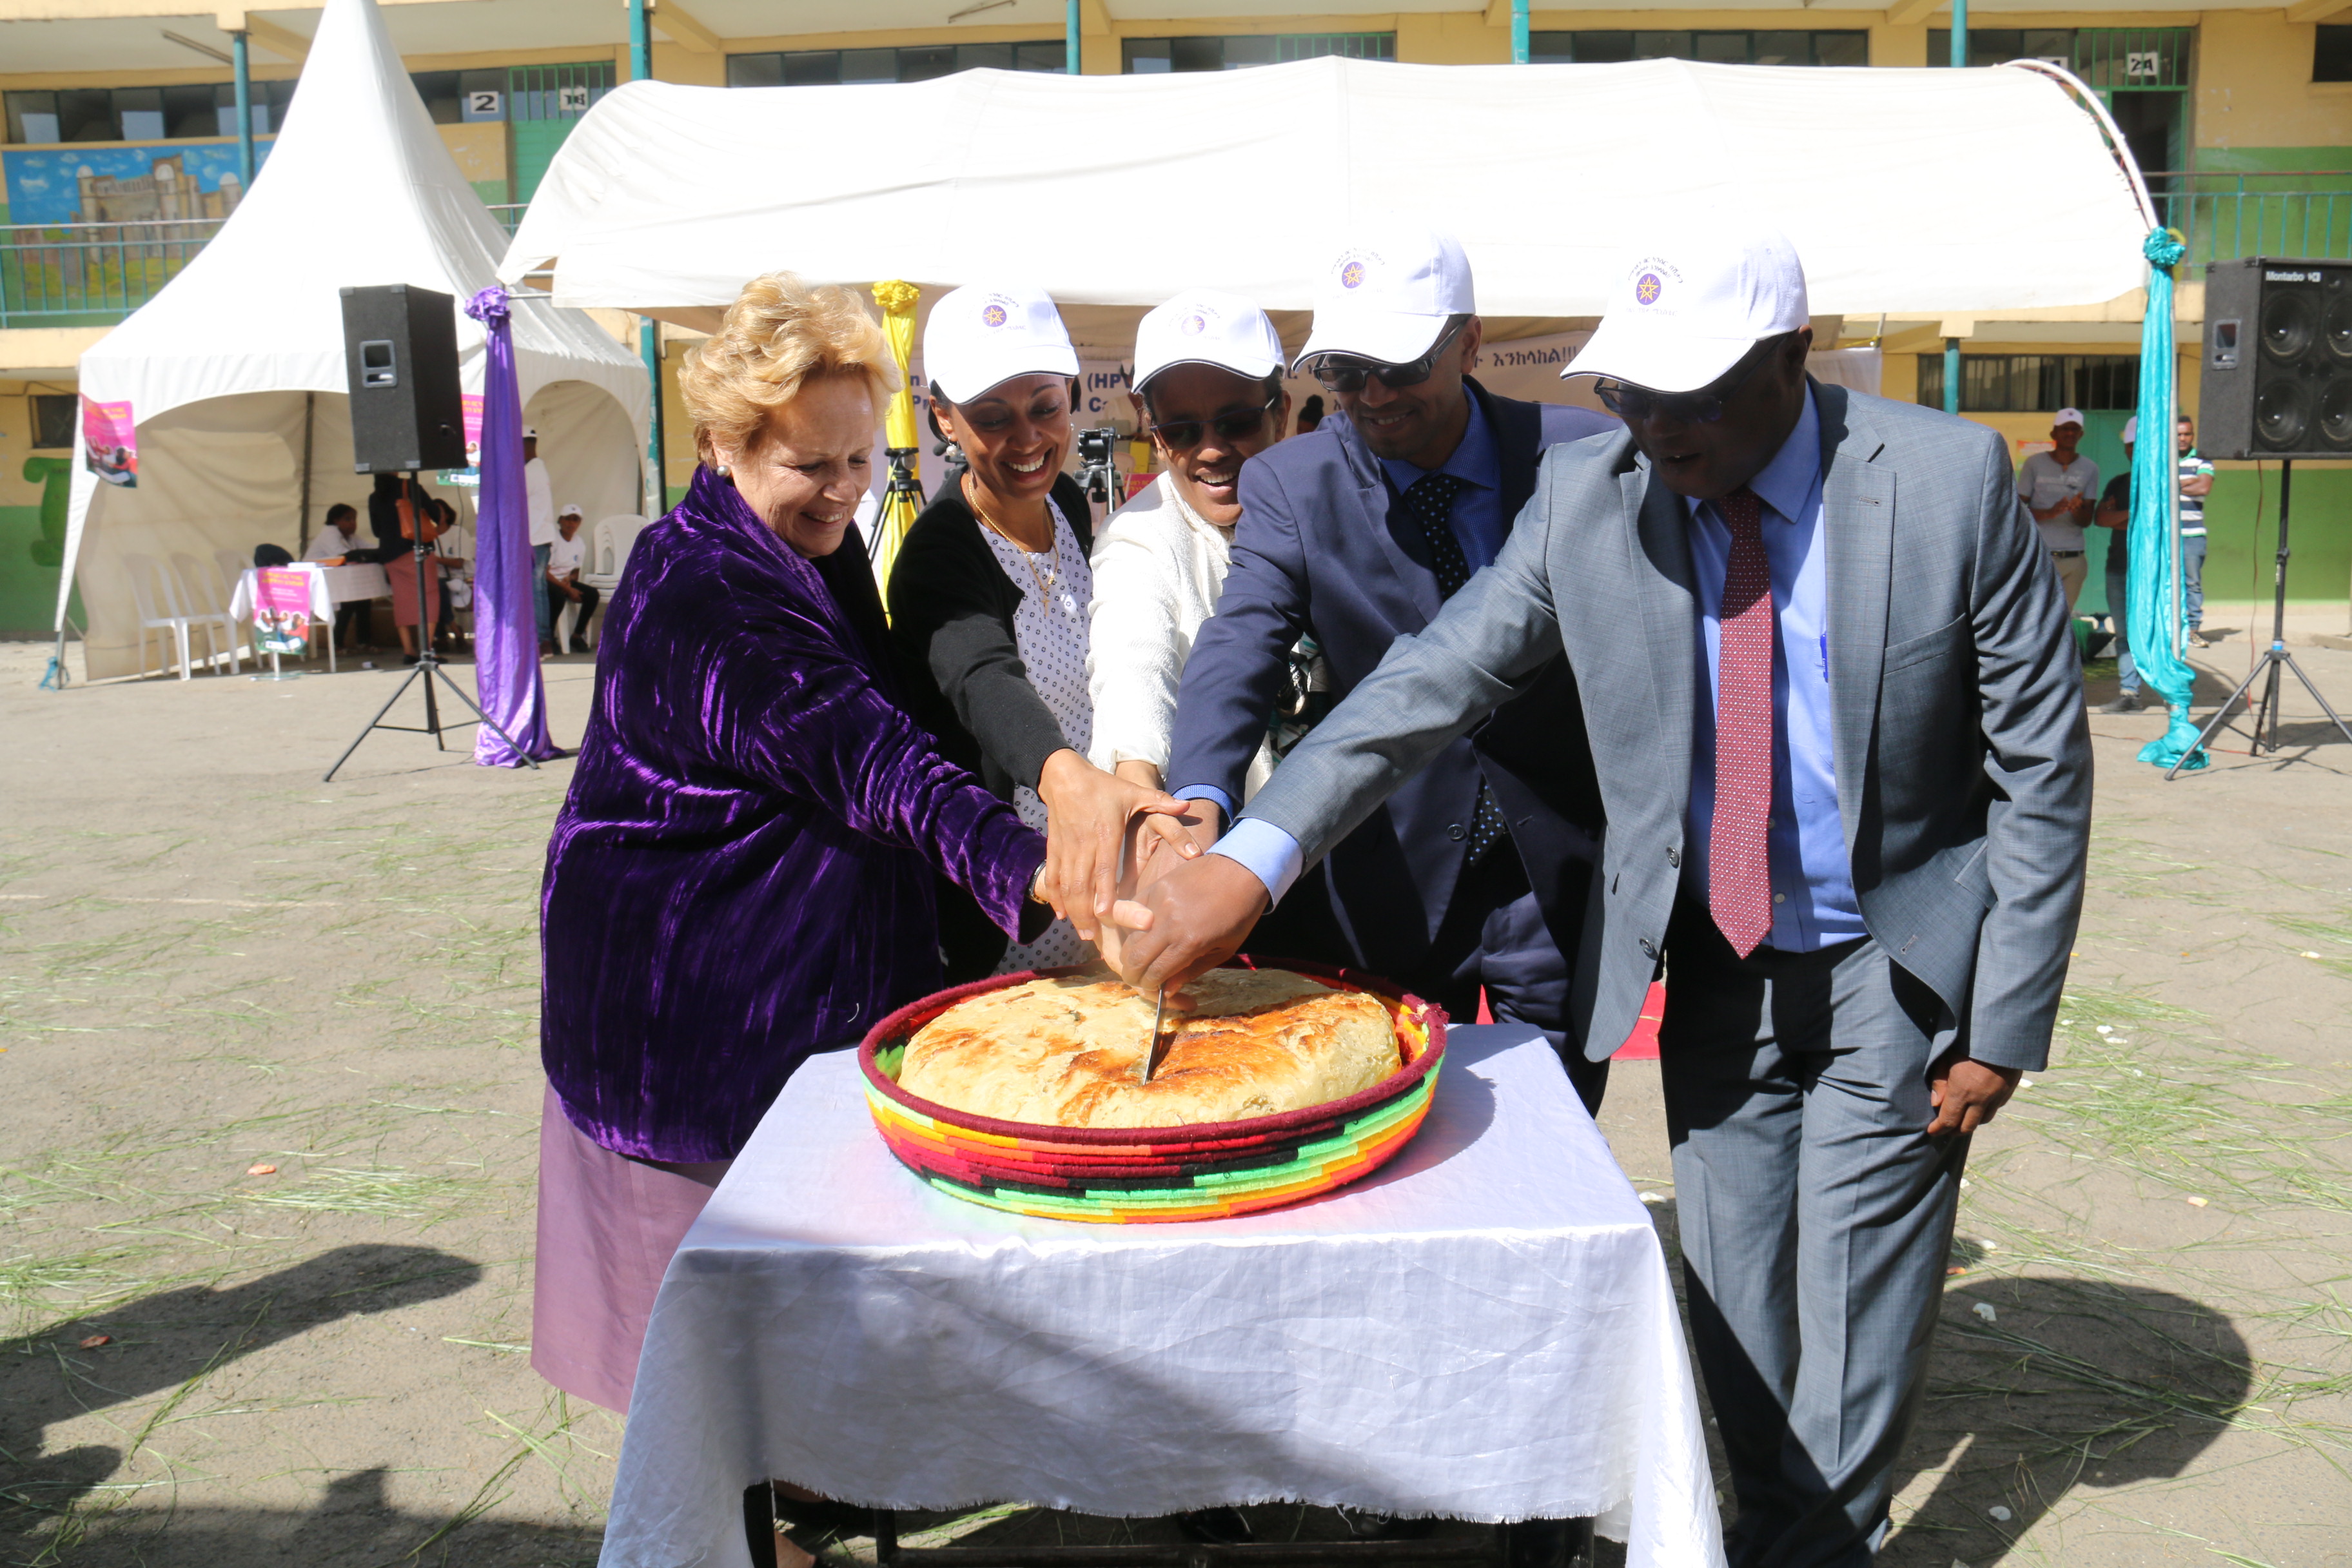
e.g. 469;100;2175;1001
1594;336;1781;425
1308;319;1467;395
1148;395;1280;453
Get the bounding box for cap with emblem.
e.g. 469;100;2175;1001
558;503;583;518
2052;407;2085;428
1293;222;1476;372
923;281;1080;404
1565;224;1809;394
1134;289;1284;393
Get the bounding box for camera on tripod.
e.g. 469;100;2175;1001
1075;426;1120;505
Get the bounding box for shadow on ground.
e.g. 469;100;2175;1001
0;1244;489;1565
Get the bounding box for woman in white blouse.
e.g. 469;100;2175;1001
1086;291;1294;800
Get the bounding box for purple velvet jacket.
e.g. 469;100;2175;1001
540;465;1044;1162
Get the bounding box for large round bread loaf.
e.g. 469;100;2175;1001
896;968;1399;1128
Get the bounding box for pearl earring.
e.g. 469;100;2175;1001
714;463;731;477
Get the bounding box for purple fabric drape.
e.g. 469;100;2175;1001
464;287;559;766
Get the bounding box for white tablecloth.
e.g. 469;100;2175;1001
228;561;393;621
600;1024;1725;1568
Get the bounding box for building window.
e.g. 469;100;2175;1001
1527;30;1865;66
2318;25;2352;83
727;41;1063;87
30;395;77;451
411;69;517;123
1916;354;2141;414
509;61;615;120
1928;27;2190;88
1122;34;1396;72
5;82;296;144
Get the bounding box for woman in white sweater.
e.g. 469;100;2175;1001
1086;290;1294;801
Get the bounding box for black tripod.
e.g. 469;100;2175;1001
324;473;539;783
2169;457;2352;779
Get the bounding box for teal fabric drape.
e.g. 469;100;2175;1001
2131;228;2208;772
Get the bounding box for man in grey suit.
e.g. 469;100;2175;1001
1113;226;2092;1565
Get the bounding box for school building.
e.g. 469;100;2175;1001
1;0;2347;636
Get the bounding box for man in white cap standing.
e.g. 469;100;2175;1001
1159;222;1618;1121
524;426;559;655
1115;224;2091;1565
2017;407;2099;616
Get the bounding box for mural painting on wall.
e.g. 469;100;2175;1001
83;397;136;488
3;140;273;226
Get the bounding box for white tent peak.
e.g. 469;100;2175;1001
77;0;645;425
58;0;651;672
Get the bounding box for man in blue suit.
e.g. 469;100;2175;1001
1162;224;1618;1110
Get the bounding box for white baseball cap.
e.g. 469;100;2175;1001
2121;415;2139;445
523;426;539;438
923;282;1079;404
558;502;584;518
2052;407;2086;427
1565;224;1810;394
1293;222;1476;371
1134;289;1284;393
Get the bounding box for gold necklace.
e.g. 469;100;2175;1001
965;475;1057;602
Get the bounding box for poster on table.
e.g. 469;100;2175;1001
254;566;311;655
82;396;137;487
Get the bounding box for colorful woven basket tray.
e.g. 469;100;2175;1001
859;958;1446;1224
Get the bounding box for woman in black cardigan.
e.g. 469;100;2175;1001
890;282;1188;978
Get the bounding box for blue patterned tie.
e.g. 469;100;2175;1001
1401;472;1505;862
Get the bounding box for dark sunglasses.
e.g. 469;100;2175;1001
1594;336;1782;425
1148;395;1280;453
1308;319;1467;395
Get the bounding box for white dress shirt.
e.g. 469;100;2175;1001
304;525;358;563
1086;471;1277;798
547;532;587;580
525;457;558;547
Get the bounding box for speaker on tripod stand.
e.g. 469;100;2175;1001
322;284;536;782
2171;258;2352;776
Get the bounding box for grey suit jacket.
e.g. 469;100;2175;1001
1239;382;2091;1072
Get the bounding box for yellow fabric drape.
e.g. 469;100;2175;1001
871;280;922;603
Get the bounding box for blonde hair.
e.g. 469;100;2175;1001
678;271;901;465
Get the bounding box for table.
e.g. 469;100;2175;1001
229;563;393;672
600;1025;1726;1568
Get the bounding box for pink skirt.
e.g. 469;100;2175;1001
532;1081;731;1413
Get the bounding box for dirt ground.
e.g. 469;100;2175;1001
0;622;2346;1568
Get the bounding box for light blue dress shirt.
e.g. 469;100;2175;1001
1184;398;1503;900
1681;388;1864;952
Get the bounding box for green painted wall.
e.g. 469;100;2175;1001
511;119;573;206
0;504;70;638
2194;145;2352;178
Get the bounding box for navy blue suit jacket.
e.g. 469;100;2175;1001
1169;377;1616;980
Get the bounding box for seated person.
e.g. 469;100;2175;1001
305;502;364;565
547;504;598;651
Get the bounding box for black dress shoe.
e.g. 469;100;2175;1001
1500;1518;1594;1568
1176;1507;1255;1545
1336;1508;1438;1540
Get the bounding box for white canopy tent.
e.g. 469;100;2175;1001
59;0;649;680
501;55;2150;340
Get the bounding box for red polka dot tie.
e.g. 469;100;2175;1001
1710;486;1774;958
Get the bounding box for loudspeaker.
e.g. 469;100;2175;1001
2199;257;2352;461
340;283;467;474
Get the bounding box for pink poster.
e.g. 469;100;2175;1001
254;566;310;654
462;393;484;466
83;397;136;488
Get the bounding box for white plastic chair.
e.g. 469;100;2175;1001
171;552;244;674
554;595;594;654
123;552;196;680
580;514;645;594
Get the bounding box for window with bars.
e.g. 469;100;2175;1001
1122;34;1395;72
2318;25;2352;82
31;395;77;450
507;62;616;121
1526;30;1867;67
727;42;1064;87
1916;354;2142;413
1927;27;2191;88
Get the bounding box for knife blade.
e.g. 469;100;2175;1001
1141;986;1167;1084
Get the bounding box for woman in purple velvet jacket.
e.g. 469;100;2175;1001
531;275;1054;1433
